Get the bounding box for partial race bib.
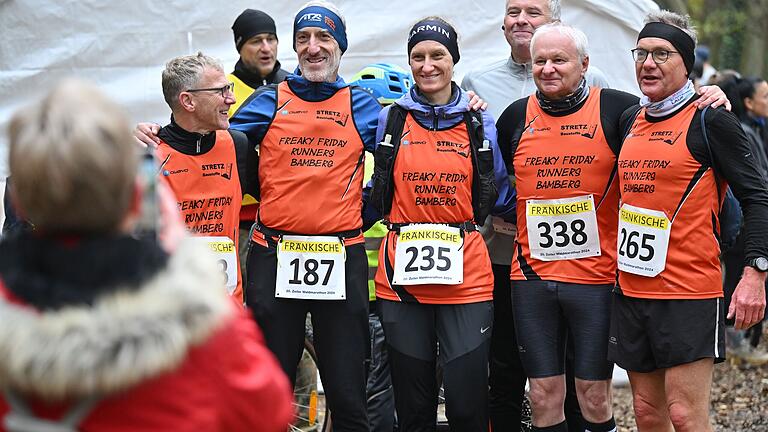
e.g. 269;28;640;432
492;216;517;236
617;203;671;277
276;235;346;300
526;195;601;261
190;236;237;295
393;224;463;285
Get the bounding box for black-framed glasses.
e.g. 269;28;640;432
186;82;235;97
631;48;679;64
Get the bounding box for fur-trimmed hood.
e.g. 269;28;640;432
0;238;233;400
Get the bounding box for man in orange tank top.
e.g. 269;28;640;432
610;11;768;432
228;2;382;430
154;53;253;303
498;23;638;432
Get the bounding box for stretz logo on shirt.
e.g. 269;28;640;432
650;130;682;145
316;109;349;126
201;163;233;180
297;13;322;23
560;123;598;139
436;140;469;158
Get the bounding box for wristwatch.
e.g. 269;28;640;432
747;257;768;272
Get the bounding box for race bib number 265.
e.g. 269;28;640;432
617;204;671;277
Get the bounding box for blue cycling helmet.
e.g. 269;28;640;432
348;63;412;105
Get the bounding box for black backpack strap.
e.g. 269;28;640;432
370;105;407;215
464;110;497;225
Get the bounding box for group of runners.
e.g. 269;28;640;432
2;0;768;432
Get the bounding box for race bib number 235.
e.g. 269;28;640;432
393;224;463;285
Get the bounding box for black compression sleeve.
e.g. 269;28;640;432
496;97;529;175
599;89;640;155
694;107;768;261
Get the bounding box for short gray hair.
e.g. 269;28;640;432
645;10;697;45
297;0;346;26
531;22;589;61
162;52;223;110
8;79;138;233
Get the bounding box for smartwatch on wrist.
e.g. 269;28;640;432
747;257;768;272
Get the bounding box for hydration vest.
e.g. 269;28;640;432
369;105;497;225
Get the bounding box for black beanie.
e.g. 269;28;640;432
232;9;277;52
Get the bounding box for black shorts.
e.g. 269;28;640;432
511;280;613;380
608;292;726;372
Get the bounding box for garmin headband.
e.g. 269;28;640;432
407;19;460;64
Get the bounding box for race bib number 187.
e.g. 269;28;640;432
617;204;671;277
393;224;463;285
276;235;346;300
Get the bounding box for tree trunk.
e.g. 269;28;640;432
741;0;768;76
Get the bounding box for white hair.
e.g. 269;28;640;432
531;22;589;61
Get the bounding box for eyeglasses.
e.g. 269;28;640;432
631;48;679;64
186;82;235;97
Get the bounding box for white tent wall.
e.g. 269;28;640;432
0;0;659;226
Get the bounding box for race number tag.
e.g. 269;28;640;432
492;216;517;236
393;224;463;285
190;236;238;295
526;195;601;261
276;235;346;300
617;204;671;277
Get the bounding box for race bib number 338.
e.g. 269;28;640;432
393;224;463;285
617;204;671;277
526;195;601;261
276;235;346;300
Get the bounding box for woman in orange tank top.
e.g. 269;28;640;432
367;16;515;432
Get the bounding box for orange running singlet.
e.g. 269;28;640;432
156;130;243;301
256;82;365;238
375;113;493;304
618;104;724;299
511;89;619;284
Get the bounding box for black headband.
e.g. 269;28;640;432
407;19;460;64
638;22;695;75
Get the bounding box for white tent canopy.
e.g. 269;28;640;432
0;0;659;222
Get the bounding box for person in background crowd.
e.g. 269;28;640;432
0;79;293;432
368;16;516;432
229;8;290;115
695;45;717;85
229;8;290;279
717;75;768;365
610;11;768;432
